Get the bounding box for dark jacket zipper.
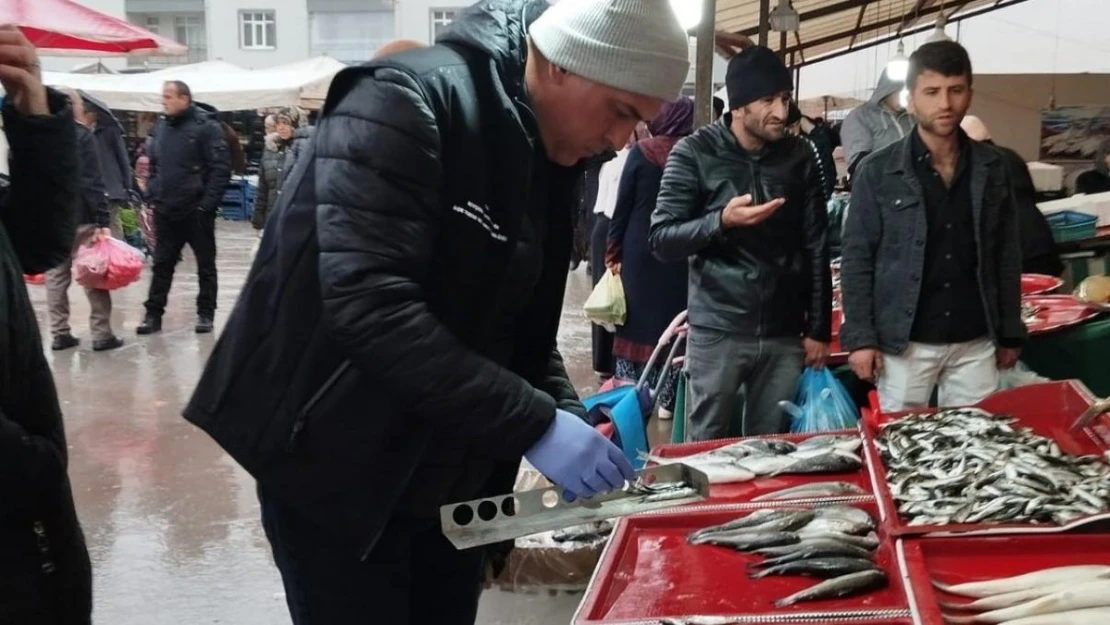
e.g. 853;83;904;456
287;360;352;448
33;521;55;574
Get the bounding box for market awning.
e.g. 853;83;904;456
715;0;1033;67
43;56;347;112
2;0;186;56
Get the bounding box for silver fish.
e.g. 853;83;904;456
993;607;1110;625
796;434;864;453
943;580;1110;623
688;531;800;550
771;450;863;476
686;509;787;539
934;566;1110;598
749;556;878;579
750;539;874;565
750;481;869;502
773;569;888;607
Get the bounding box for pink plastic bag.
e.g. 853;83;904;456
72;238;144;291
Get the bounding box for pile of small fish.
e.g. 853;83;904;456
686;506;888;607
876;408;1110;526
645;434;864;485
936;565;1110;624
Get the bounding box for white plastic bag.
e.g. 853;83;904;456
998;361;1050;390
583;271;626;332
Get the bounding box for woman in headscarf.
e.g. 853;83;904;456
253;107;313;232
605;96;694;420
1076;138;1110;195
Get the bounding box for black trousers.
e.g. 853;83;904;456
590;213;614;375
144;210;217;318
259;488;485;625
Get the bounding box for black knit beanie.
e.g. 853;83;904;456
726;45;793;110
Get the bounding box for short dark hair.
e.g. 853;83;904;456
907;41;973;90
165;80;192;100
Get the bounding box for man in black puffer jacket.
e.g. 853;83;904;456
137;80;230;335
650;46;832;440
0;27;92;625
183;1;691;622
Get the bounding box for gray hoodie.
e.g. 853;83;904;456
841;73;914;174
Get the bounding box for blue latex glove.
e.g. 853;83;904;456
525;409;636;501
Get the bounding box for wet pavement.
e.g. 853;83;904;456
34;221;654;624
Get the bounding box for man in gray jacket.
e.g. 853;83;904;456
85;104;133;237
841;72;914;176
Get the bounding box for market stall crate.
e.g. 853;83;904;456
574;501;910;624
650;431;874;505
899;535;1110;625
862;380;1110;537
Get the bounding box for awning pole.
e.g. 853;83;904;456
758;0;771;46
694;0;717;127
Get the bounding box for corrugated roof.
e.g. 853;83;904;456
715;0;1033;67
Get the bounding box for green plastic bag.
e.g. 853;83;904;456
583;271;626;332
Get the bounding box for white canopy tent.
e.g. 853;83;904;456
42;56;347;112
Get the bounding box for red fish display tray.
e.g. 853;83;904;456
864;381;1110;537
650;431;874;505
1022;294;1102;335
574;501;910;624
898;535;1110;625
1021;273;1065;296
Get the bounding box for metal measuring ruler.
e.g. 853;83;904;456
441;463;710;550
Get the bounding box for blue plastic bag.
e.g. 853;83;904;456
782;368;860;433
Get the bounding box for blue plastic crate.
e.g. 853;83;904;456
1046;210;1097;243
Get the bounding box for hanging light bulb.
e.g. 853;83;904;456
925;14;951;43
669;0;703;31
886;40;910;82
899;88;909;109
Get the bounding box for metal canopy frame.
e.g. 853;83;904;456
715;0;1033;68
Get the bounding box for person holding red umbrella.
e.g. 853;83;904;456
0;25;93;625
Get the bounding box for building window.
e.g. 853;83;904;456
430;9;459;41
129;13;207;67
174;15;208;63
240;10;277;50
310;11;394;64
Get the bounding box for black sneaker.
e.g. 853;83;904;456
93;336;124;352
51;334;80;351
136;315;162;335
196;315;214;334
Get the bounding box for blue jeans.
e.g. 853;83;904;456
259;487;485;625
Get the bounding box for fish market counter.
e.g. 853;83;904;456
574;380;1110;625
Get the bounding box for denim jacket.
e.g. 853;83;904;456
839;130;1026;355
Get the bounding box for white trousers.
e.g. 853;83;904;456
877;338;999;413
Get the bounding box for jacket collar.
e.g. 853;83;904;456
711;115;791;162
885;125;998;175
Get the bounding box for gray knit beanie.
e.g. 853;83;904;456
530;0;691;101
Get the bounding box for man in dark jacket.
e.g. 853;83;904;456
183;1;690;622
137;79;231;335
44;90;123;352
841;42;1025;413
962;115;1063;276
0;26;92;625
84;98;132;237
650;46;832;440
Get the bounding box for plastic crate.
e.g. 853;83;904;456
1046;209;1097;242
